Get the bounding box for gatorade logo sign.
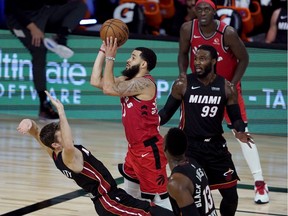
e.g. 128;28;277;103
113;2;145;34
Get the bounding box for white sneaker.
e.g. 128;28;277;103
43;38;74;59
254;181;269;204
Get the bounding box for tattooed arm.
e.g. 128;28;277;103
103;76;156;100
102;37;155;99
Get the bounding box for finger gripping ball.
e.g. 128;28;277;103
100;19;129;47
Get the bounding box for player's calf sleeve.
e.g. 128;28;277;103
219;186;238;216
232;128;264;181
123;178;141;199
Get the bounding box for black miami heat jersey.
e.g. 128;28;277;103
53;145;117;198
179;73;226;137
169;159;217;216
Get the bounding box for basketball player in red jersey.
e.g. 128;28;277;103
178;0;269;204
90;37;172;211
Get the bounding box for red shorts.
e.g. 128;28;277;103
224;83;248;125
119;135;168;195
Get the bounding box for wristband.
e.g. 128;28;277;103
99;49;105;54
106;56;115;61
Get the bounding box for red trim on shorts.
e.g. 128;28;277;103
209;179;238;190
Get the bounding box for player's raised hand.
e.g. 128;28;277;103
105;36;117;59
172;72;187;97
17;119;33;134
176;72;187;87
45;91;64;112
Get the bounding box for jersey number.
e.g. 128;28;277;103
203;185;214;213
201;106;218;117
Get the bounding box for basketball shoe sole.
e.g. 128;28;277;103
44;38;74;59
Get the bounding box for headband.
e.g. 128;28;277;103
195;0;216;10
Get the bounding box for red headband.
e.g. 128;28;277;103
195;0;216;10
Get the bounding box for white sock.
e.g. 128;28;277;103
153;194;172;211
124;178;172;211
232;128;264;182
123;178;141;198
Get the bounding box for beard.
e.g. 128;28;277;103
196;63;212;78
121;64;140;80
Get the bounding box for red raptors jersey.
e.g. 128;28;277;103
120;75;161;145
190;19;238;81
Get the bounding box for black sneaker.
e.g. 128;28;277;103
39;101;59;123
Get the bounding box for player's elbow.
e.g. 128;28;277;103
239;53;249;67
102;87;111;95
265;34;275;43
90;79;99;88
91;81;104;91
102;86;115;96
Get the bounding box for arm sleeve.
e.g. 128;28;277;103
226;104;246;132
158;94;181;125
180;203;200;216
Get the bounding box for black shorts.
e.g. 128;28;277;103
186;136;239;190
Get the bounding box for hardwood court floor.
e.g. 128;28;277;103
0;117;287;216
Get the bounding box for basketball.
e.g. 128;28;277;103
100;19;129;47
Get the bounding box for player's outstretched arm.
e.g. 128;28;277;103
17;119;53;157
91;39;125;93
90;42;106;89
102;37;120;96
225;80;254;147
45;91;75;163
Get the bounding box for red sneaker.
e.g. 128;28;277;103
254;181;269;204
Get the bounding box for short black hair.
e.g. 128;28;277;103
197;44;218;60
39;122;59;149
164;128;187;156
135;47;157;71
